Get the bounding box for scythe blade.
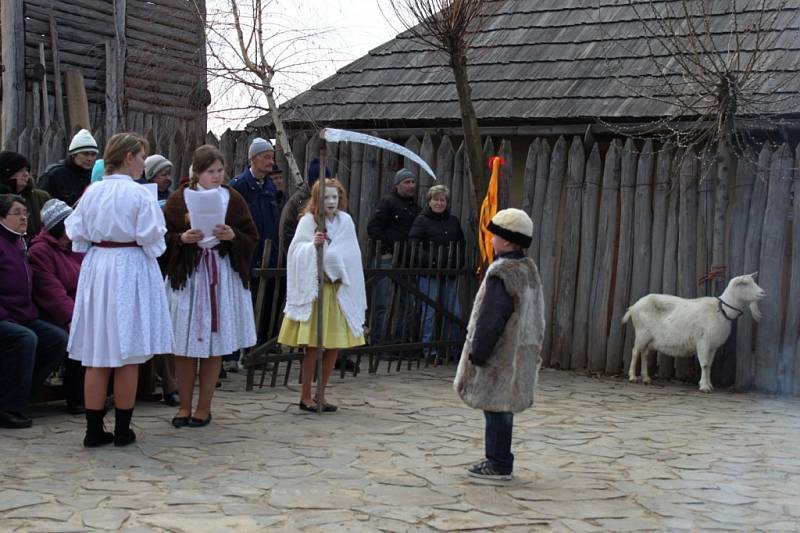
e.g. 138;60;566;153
320;128;437;181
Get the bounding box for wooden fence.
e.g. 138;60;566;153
213;128;800;395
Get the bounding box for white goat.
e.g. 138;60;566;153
622;273;765;392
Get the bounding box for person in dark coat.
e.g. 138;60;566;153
38;129;99;207
143;154;174;206
366;168;421;345
0;194;66;428
227;137;277;371
269;164;286;215
0;151;51;236
278;158;327;257
28;199;86;413
408;185;465;361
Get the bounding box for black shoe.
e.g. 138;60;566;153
466;460;512;481
114;429;137;447
313;397;338;412
188;414;211;427
171;416;190;428
0;411;33;429
298;401;318;412
163;392;180;407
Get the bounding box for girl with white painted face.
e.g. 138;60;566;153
279;178;367;412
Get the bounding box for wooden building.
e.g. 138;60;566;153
0;0;208;178
241;0;800;394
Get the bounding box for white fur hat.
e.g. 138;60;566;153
68;129;99;155
488;208;533;248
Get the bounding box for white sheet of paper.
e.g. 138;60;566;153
184;188;225;245
143;183;159;201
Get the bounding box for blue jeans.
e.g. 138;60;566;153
0;319;67;413
484;411;514;474
371;256;406;345
419;276;461;357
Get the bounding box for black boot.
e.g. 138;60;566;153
83;409;113;447
113;408;136;447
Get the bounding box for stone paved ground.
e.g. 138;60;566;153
2;366;800;532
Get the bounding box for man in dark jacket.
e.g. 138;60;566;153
230;137;279;269
277;158;327;257
38;129;99;207
227;138;278;371
366;168;421;345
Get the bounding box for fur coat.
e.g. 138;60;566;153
454;256;545;413
162;184;258;291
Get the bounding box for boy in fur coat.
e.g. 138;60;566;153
454;208;545;481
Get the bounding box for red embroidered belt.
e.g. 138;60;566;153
94;241;140;248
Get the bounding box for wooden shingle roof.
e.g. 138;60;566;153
254;0;800;129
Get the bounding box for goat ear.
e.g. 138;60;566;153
749;271;758;279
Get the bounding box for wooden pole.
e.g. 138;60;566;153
315;145;327;413
1;0;25;150
49;16;67;134
39;43;51;129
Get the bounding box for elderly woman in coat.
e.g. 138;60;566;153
28;199;86;414
0;152;51;235
0;194;66;428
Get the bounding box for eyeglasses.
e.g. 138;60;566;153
7;209;28;218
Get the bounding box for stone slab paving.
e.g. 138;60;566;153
2;367;799;532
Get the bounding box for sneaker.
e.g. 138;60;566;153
223;360;241;373
466;460;512;481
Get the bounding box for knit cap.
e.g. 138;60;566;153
394;168;415;185
306;157;331;187
40;198;73;231
0;151;31;183
488;208;534;249
68;129;99;155
144;154;173;181
248;137;274;159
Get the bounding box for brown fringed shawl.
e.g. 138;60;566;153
162;184;258;291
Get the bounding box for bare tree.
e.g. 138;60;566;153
197;0;342;184
599;0;800;292
392;0;489;210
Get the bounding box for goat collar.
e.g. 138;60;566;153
717;297;744;321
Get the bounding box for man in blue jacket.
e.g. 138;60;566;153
230;137;279;270
228;138;279;371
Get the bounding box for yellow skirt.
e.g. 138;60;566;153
278;283;365;348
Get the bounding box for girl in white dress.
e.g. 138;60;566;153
163;145;257;428
66;133;174;447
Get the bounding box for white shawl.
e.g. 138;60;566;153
284;211;367;337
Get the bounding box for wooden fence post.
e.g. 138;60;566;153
736;145;771;390
1;0;25;150
606;138;637;374
552;136;585;369
530;138;551;264
588;139;621;372
676;151;699;382
623;139;654;372
782;144;800;394
754;143;792;393
571;142;601;370
538;136;567;366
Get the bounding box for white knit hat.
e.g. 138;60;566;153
68;129;99;155
488;208;533;248
248;137;274;159
40;198;73;231
144;154;173;181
